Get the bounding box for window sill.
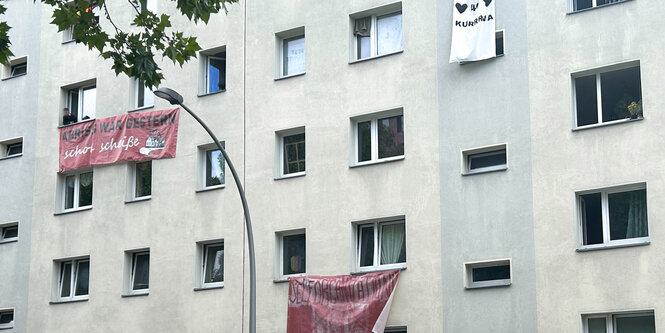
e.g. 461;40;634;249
0;238;18;244
54;206;93;216
128;105;155;113
0;325;14;330
62;39;75;45
197;90;226;98
49;297;89;304
351;265;407;275
462;166;508;176
576;239;650;252
194;284;224;291
58;118;95;129
275;72;306;81
465;280;511;290
274;172;306;181
122;291;149;297
0;154;22;161
195;184;226;193
1;73;27;81
350;155;404;168
273;273;306;283
567;0;632;14
349;50;403;65
124;196;151;204
572;117;643;131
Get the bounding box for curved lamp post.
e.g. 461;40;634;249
154;87;256;333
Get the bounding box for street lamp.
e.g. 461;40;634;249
154;87;257;333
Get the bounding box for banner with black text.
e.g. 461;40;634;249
449;0;496;62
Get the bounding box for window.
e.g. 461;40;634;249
199;241;224;288
352;109;404;165
135;0;156;12
355;218;406;272
63;27;74;42
275;127;305;178
197;143;226;190
0;309;13;330
583;311;655;333
577;183;648;249
351;3;403;61
572;0;627;12
276;27;305;78
464;259;511;289
2;56;27;80
276;229;306;279
128;251;150;295
0;137;23;159
462;144;507;175
127;161;151;201
60;170;93;212
199;47;226;95
62;2;100;42
62;81;97;124
495;30;504;56
55;258;90;301
0;222;18;243
133;78;154;109
385;327;407;333
573;62;642;128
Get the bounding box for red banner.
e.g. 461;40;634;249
59;108;180;172
287;270;399;333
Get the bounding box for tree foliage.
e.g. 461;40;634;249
0;0;237;88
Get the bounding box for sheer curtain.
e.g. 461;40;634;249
626;191;648;238
380;223;405;265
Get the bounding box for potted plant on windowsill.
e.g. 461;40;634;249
627;100;643;120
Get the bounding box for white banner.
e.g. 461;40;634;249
449;0;496;63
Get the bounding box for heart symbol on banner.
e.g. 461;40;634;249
484;0;492;6
455;3;468;13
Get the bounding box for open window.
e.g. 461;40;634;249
2;56;27;80
131;78;155;110
61;79;97;125
124;249;150;296
351;2;403;62
54;257;90;302
199;46;226;95
464;259;511;289
275;127;305;179
0;222;18;243
0;309;13;330
196;240;224;289
462;143;507;175
0;137;23;159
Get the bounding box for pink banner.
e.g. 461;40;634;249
287;270;399;333
59;108;180;172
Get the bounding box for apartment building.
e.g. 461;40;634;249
0;0;662;332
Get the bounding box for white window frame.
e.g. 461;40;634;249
464;258;511;289
571;60;641;130
353;217;407;273
275;229;306;281
0;308;14;330
582;310;655;333
350;3;403;62
385;326;407;333
198;241;224;289
198;46;227;95
576;183;649;250
570;0;629;12
461;143;507;175
274;126;306;179
58;169;94;213
126;161;152;202
55;257;90;302
0;137;23;159
351;108;404;166
129;250;150;295
0;222;18;244
135;0;157;13
131;78;155;110
63;26;74;43
275;27;306;79
2;56;27;79
68;85;97;122
196;142;226;191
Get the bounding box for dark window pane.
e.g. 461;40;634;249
575;75;598;126
78;172;93;207
208;52;226;93
378;115;404;159
60;262;72;298
206;149;225;186
0;311;13;324
468;150;506;171
135;161;152;197
6;142;22;156
574;0;593;10
2;226;18;239
204;244;224;283
601;66;641;122
609;189;648;240
133;253;150;290
75;261;89;296
615;314;655;333
587;318;606;333
359;225;374;267
357;121;372;162
581;193;603;245
472;264;510;282
69;90;79;120
283;234;306;275
65;175;75;209
495;33;504;56
137;79;145;108
283;133;305;174
10;63;26;76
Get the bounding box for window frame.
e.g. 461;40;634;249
126;161;152;202
464;258;512;289
582;310;655;333
0;222;18;244
275;27;306;79
132;78;155;111
353;217;407;273
571;60;642;130
61;79;97;125
275;229;306;281
275;127;306;179
576;182;649;251
351;108;405;167
0;137;23;160
198;46;227;96
196;142;226;191
58;169;94;213
0;308;14;330
55;257;90;302
129;250;150;295
201;241;225;289
1;56;27;80
570;0;630;13
461;143;508;175
350;3;403;62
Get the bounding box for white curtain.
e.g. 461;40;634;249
626;191;648;238
380;223;405;265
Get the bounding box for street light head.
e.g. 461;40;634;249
153;87;184;105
